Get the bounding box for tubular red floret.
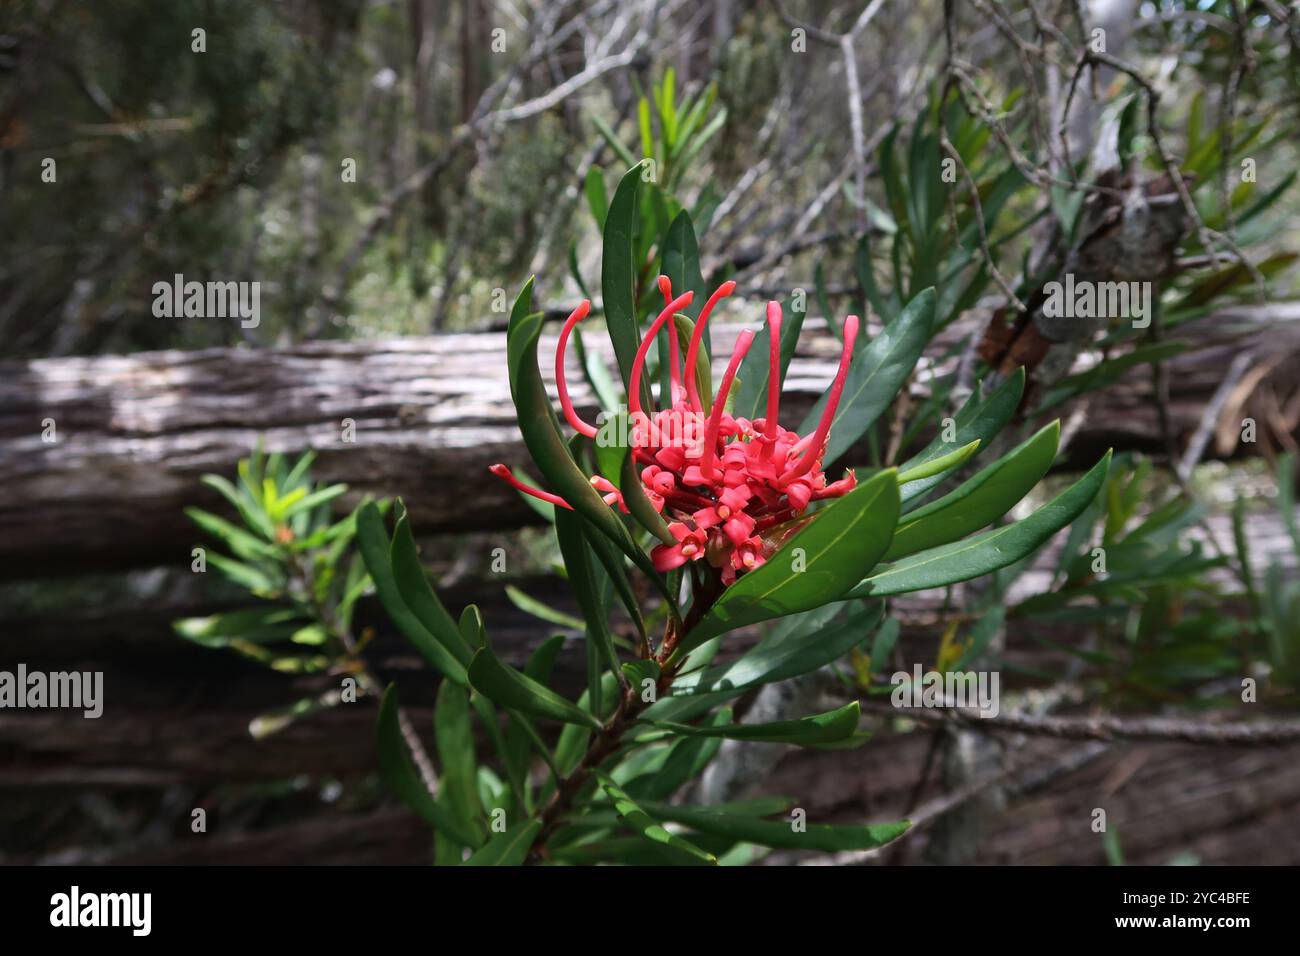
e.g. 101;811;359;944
763;301;783;443
555;299;597;437
683;280;737;410
488;464;573;510
628;287;695;422
780;314;860;484
699;329;756;476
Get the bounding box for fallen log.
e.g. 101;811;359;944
2;309;1294;580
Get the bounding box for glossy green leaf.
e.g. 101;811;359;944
595;771;717;865
553;508;622;683
435;680;484;845
895;438;980;485
895;367;1025;507
462;819;542;866
506;281;668;592
185;507;279;560
678;469;899;655
601;162;649;391
647;603;881;722
800;287;935;468
584;167;607;229
645;804;910;853
468;645;601;729
662;211;706;323
646;701;860;746
357;502;467;685
390;507;473;666
173;607;303;648
885;421;1060;560
847;451;1112;597
376;685;477;845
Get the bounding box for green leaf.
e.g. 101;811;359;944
648;603;881;721
848;451;1112;597
376;685;477;845
646;701;861;746
504;585;585;631
281;483;347;518
885;421;1060;559
553;508;622;684
601;162;648;391
507;281;668;592
390;508;473;666
661;211;706;323
435;680;484;845
468;646;601;729
645;804;910;853
621;658;661;688
173;607;303;648
896;367;1025;507
678;469;899;655
357;502;467;685
185;506;280;560
799;288;936;468
595;771;717;865
611;411;674;544
584;167;607;229
590;114;639;169
895;438;980;484
462;819;542;867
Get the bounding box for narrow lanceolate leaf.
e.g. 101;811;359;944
646;603;882;722
612;412;674;544
595;771;717;865
506;280;668;593
376;685;477;846
645;804;911;853
390;507;473;666
895;439;980;485
462;819;542;866
847;451;1112;597
357;502;467;685
646;701;861;746
435;680;485;845
601;162;648;391
896;367;1025;508
885;421;1060;560
553;508;622;683
467;646;601;729
184;507;279;560
677;469;900;656
799;287;935;468
662;211;706;323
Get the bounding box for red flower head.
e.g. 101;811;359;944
491;277;860;585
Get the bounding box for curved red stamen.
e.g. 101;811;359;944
699;329;756;476
657;276;685;404
555;299;597;438
781;314;860;484
628;288;695;422
488;464;574;510
684;280;737;410
763;301;783;443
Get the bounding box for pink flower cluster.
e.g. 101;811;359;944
492;276;860;585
